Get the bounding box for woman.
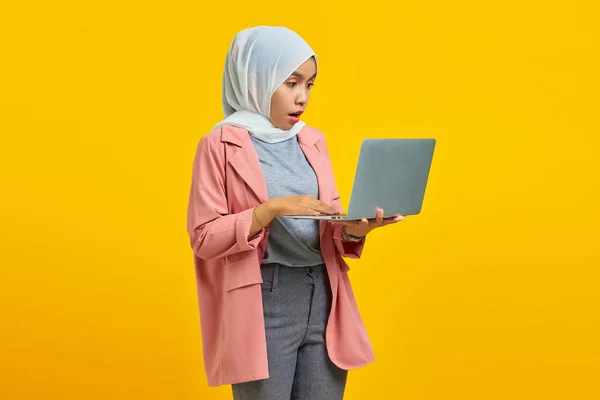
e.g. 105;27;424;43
187;25;403;400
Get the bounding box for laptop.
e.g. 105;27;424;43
283;138;436;221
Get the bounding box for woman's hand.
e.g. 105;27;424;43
249;195;338;239
333;208;404;238
267;195;339;217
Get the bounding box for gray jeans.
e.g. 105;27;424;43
231;263;348;400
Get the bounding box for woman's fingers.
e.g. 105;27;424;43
298;197;336;215
329;220;359;226
374;208;384;226
334;219;357;225
305;197;335;214
317;202;338;215
381;215;404;226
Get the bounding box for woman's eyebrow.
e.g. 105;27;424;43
290;71;317;80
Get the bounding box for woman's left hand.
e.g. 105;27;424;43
333;208;404;238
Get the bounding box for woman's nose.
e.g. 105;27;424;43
296;90;309;105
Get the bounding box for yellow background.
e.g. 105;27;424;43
1;1;599;399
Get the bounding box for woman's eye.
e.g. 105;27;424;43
307;83;314;88
287;82;297;87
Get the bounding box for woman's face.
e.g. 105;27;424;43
269;57;317;130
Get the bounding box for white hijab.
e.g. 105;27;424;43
213;26;318;143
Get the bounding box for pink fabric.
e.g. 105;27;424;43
186;124;374;387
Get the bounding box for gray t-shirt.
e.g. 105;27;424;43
250;135;325;267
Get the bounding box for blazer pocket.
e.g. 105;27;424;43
224;251;263;291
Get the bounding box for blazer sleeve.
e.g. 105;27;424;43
186;135;265;261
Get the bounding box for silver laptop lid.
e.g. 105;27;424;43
345;138;436;219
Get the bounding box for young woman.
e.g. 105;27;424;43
187;25;403;400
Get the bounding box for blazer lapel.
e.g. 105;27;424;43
221;127;269;204
298;128;333;240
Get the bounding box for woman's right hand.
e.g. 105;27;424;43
267;195;338;217
249;195;338;239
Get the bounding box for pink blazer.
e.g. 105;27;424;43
186;124;374;387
